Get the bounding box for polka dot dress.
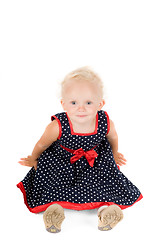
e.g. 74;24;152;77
17;110;142;213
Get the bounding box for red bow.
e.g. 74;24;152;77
70;148;98;167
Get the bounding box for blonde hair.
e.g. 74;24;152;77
61;66;104;99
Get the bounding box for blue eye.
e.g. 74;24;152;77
87;101;92;105
71;101;76;105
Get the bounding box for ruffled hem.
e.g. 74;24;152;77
17;181;143;213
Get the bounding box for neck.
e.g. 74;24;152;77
71;117;96;134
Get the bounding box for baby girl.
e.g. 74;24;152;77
18;67;142;233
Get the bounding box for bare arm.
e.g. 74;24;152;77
31;120;59;159
106;120;118;155
106;119;127;166
19;120;59;170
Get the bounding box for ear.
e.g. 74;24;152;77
60;99;65;110
98;99;105;110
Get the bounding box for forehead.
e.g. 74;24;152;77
63;80;99;99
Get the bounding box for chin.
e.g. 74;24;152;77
76;115;93;122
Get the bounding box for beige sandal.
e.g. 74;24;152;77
43;204;65;233
98;205;123;231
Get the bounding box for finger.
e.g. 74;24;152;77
117;162;123;166
34;166;37;171
18;161;28;166
119;156;127;162
116;158;127;165
118;162;125;166
18;161;23;165
19;160;30;164
119;159;127;165
20;156;31;160
33;163;37;170
118;153;124;157
18;161;26;164
119;157;126;162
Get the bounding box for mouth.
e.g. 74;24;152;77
76;115;87;118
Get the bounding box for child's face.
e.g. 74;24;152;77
61;80;105;124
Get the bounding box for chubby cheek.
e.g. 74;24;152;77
88;105;98;113
62;102;74;113
68;110;75;116
66;106;77;115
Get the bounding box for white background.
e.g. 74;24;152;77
0;0;159;239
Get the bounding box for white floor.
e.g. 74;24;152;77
4;191;156;240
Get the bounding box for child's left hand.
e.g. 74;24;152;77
113;152;127;166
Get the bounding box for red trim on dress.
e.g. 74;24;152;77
17;181;143;213
65;112;98;136
104;111;110;135
51;115;62;140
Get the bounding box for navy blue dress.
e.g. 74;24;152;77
17;110;142;213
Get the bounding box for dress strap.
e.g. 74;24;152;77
104;111;110;135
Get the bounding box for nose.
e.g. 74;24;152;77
78;104;85;111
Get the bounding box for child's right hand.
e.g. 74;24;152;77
18;155;38;171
